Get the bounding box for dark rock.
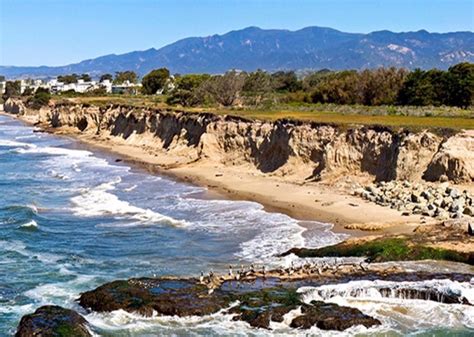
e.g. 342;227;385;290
78;278;230;317
15;305;91;337
290;301;380;330
232;305;296;329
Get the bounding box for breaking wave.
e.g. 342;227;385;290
70;178;186;227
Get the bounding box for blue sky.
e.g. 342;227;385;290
1;0;473;66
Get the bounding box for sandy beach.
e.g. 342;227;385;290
17;119;429;237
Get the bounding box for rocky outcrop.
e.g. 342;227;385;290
4;98;26;115
78;276;382;331
281;221;474;265
77;270;473;331
4;101;474;183
15;305;91;337
356;181;474;220
423;130;474;183
289;301;380;330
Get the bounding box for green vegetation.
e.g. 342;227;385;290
141;68;170;94
2;80;21;100
141;63;473;109
99;73;113;82
113;70;138;84
284;237;473;265
65;94;474;130
38;62;473;130
28;87;51;109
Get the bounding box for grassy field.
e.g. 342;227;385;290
56;95;474;130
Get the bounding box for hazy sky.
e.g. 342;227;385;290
1;0;473;66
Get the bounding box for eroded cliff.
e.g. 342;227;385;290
4;99;473;184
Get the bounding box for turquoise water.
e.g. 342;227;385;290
0;114;472;336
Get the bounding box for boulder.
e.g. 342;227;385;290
289;301;380;331
4;98;26;115
15;305;91;337
423;130;474;183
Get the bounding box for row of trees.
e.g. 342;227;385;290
2;63;472;108
161;63;473;108
56;71;139;85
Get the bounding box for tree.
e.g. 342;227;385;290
271;71;302;92
397;69;447;106
0;75;5;82
166;89;203;107
80;73;92;82
141;68;170;95
446;62;474;108
166;74;210;106
302;69;332;91
21;87;35;96
357;67;407;105
99;73;113;82
2;81;21;100
175;74;210;91
310;70;359;104
28;88;51;109
204;71;246;106
58;74;79;84
242;70;273;106
113;71;138;84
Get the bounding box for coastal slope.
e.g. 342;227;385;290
3;99;474;230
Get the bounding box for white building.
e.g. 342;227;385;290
20;79;48;94
0;81;6;94
101;79;112;93
47;78;104;94
111;80;142;94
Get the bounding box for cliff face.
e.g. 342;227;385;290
4;99;473;184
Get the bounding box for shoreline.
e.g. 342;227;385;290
1;110;429;237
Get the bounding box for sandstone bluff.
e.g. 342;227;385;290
4;99;473;185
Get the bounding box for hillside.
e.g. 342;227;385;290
1;26;473;78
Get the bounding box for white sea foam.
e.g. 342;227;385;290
15;134;38;140
15;145;93;158
24;274;96;308
19;220;38;229
123;184;137;192
70;179;186;226
161;197;345;266
298;279;474;331
0;139;36;148
84;305;387;336
298;279;474;304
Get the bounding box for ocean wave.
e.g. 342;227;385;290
84;305;387;336
298;279;474;331
70;179;186;227
159;197;345;266
0;139;36;148
0;239;62;265
23;274;96;307
19;220;39;229
298;279;474;304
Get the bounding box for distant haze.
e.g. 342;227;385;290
1;26;473;79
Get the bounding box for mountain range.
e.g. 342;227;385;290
2;26;473;78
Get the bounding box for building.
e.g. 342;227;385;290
20;79;48;94
111;80;142;94
47;78;104;94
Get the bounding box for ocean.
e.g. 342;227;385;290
0;114;472;336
